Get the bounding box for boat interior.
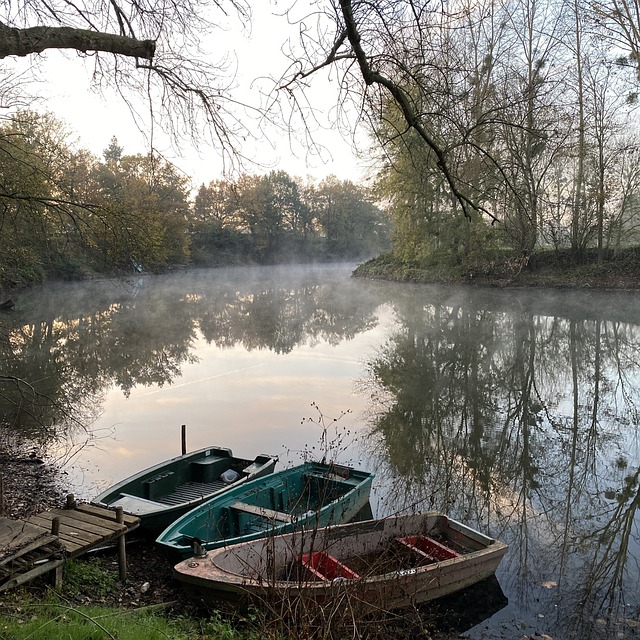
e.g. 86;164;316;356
299;533;464;581
107;454;263;514
177;468;362;543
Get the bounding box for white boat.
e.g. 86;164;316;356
173;511;508;611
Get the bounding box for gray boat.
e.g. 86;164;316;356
92;446;277;533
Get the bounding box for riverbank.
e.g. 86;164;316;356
353;248;640;291
0;442;470;640
0;452;500;640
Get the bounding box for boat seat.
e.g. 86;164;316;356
301;551;360;581
304;472;356;490
142;470;176;500
306;471;349;483
191;458;233;483
230;501;292;522
110;493;171;516
395;535;461;562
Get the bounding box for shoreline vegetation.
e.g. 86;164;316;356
353;247;640;291
4;244;640;307
0;443;471;640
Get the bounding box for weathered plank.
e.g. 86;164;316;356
0;503;140;590
25;514;101;544
0;558;65;592
230;501;293;522
0;517;50;555
0;533;59;566
28;509;126;534
76;503;139;527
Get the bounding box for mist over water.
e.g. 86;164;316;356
3;262;640;638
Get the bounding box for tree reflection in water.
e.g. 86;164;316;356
0;265;379;444
360;285;640;639
2;269;640;638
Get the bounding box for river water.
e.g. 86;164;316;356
2;263;640;639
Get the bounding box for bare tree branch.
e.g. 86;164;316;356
0;22;155;59
336;0;498;222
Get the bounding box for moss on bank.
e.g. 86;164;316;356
354;248;640;290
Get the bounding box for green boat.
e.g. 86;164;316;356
155;461;374;559
92;446;277;534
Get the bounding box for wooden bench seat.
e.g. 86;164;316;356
230;501;292;522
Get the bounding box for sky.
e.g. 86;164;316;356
24;3;368;189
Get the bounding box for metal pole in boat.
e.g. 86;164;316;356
181;424;187;455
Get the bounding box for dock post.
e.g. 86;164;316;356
0;475;4;516
181;424;187;455
51;517;63;588
116;506;127;582
65;493;76;509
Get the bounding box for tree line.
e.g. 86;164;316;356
3;0;640;284
350;0;640;272
0;112;390;291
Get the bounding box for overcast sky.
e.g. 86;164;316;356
30;3;365;188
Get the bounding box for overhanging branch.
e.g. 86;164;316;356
0;23;155;60
338;0;498;223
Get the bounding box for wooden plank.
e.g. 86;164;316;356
0;544;62;578
0;498;141;592
0;517;49;550
65;528;128;558
0;502;140;593
0;558;65;592
25;514;103;541
230;501;292;522
77;503;140;528
0;534;60;567
50;508;129;532
28;510;126;534
27;527;90;555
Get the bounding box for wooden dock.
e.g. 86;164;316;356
0;499;140;592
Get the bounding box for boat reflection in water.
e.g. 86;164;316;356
427;574;509;636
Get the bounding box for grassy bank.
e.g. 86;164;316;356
0;558;254;640
0;600;248;640
0;552;474;640
354;247;640;290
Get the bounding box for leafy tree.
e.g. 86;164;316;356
90;148;190;270
312;176;391;259
233;171;309;262
0;111;87;285
103;137;124;164
277;0;640;272
192;180;237;226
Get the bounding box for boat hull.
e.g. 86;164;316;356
92;446;277;533
156;462;374;559
173;512;508;612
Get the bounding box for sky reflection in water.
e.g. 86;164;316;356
4;263;640;639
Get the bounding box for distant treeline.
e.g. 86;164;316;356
0;112;391;293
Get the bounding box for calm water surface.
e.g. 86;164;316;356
3;263;640;639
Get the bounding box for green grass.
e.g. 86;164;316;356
0;599;253;640
61;559;121;601
0;560;259;640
